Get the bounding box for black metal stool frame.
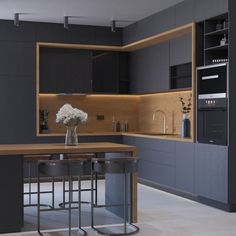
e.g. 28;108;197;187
59;153;98;209
91;157;139;236
24;157;55;209
37;159;87;236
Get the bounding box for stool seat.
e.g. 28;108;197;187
92;157;139;174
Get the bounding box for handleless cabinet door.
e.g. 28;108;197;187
195;143;228;203
176;142;195;194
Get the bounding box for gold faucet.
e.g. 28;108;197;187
152;110;167;134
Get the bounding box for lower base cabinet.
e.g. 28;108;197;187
123;136;228;205
195;143;228;203
175;142;195;194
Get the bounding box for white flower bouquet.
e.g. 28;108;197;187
56;104;88;127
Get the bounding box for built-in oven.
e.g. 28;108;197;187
196;63;228;145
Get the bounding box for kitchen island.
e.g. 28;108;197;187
0;142;137;233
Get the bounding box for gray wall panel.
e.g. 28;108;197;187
194;0;228;22
175;0;195;27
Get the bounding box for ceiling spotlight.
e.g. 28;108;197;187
111;20;116;33
64;16;69;29
14;13;20;27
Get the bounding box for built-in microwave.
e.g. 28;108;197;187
196;63;228;145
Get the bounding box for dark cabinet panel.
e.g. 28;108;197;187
176;142;195;194
0;76;35;144
36;22;68;43
152;7;176;35
94;27;123;46
0;42;35;76
139;159;175;188
65;49;92;93
170;35;192;66
195;0;228;22
195;143;228;203
67;25;95;44
92;51;129;94
0;20;36;42
175;0;194;27
40;48;92;93
0;156;23;233
129;42;169;93
123;6;175;44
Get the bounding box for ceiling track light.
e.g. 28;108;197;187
14;13;20;27
64;16;69;29
111;20;116;33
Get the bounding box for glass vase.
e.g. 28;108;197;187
65;125;78;146
181;114;190;138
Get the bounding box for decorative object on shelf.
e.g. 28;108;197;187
179;93;192;138
56;104;88;146
216;21;222;30
220;34;227;46
40;109;49;133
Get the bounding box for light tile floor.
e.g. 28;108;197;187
2;181;236;236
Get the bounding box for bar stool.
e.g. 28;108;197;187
23;154;55;208
59;153;97;208
91;157;139;235
37;158;89;236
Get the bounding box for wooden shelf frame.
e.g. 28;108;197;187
36;23;196;141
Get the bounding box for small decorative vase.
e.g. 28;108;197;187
65;125;78;146
181;114;190;138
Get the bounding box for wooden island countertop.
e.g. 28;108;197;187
0;142;137;156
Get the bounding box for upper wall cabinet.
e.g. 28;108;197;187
40;47;92;94
194;0;228;22
92;51;129;94
38;43;129;94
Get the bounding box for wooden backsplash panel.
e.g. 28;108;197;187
39;95;139;133
139;91;193;136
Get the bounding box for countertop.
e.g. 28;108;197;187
39;132;193;142
0;142;137;156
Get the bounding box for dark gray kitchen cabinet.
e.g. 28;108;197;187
123;136;176;188
0;42;35;76
195;143;228;203
194;0;228;22
175;0;194;27
129;41;169;93
170;35;192;66
40;48;92;93
175;142;195;194
0;156;23;233
92;51;129;94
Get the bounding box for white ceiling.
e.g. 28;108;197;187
0;0;184;27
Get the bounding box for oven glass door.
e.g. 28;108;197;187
197;108;227;145
197;65;227;95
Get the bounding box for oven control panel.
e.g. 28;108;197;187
198;98;227;109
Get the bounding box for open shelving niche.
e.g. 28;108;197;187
36;23;196;140
204;13;229;65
